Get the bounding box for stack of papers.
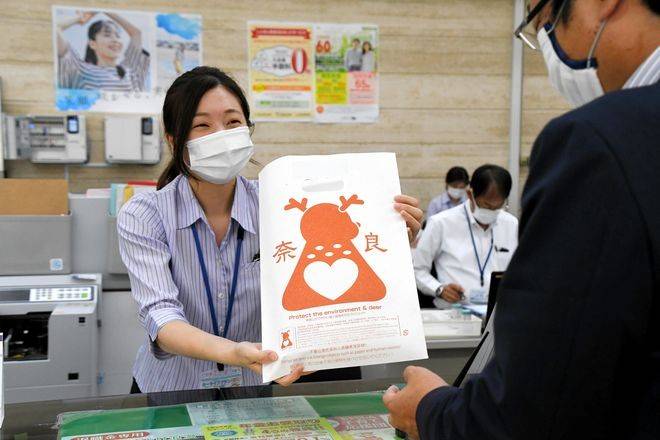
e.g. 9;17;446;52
109;181;157;216
463;304;488;317
421;309;482;338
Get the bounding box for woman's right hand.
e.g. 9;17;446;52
232;341;277;374
231;342;309;386
76;11;96;25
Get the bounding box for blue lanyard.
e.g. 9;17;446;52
464;205;494;287
191;222;244;371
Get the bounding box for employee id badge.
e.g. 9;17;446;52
199;366;243;389
469;288;488;305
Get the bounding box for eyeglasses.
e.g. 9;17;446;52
514;0;568;50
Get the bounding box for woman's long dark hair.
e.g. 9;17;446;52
85;20;126;79
157;66;253;190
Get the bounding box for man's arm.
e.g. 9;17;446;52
413;218;444;296
416;115;652;439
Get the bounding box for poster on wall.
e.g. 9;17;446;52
52;5;202;113
313;23;379;123
259;153;427;382
247;21;315;121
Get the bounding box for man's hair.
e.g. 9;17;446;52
553;0;660;22
445;166;470;185
470;165;513;199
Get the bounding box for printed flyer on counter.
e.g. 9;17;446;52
202;418;341;440
62;416;399;440
259;152;427;382
186;396;317;425
60;404;399;440
52;5;202;113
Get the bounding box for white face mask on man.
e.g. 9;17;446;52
469;190;502;225
538;21;607;108
447;186;467;200
472;206;501;225
186;126;254;184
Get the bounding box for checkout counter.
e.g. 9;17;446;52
2;379;404;440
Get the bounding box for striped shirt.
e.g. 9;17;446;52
426;191;466;219
117;175;262;392
58;38;150;91
624;46;660;89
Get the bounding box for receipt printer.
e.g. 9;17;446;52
0;274;101;403
105;116;160;164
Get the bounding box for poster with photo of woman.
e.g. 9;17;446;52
52;6;202;113
314;23;379;123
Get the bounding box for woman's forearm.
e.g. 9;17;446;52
58;16;81;31
105;12;141;39
56;17;78;57
156;320;240;365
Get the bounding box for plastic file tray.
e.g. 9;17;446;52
422;309;482;338
106;215;128;274
0;214;72;275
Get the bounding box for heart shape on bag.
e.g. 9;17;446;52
303;258;358;301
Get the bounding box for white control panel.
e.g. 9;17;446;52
29;287;94;302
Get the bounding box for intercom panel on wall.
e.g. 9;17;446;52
105;116;160;164
29;115;87;164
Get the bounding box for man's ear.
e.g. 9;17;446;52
598;0;623;21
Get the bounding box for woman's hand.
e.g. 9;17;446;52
77;11;96;25
231;342;312;386
105;12;142;40
57;11;95;57
394;195;423;244
274;365;313;386
231;341;277;374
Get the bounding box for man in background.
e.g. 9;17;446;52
426;166;470;219
414;165;518;309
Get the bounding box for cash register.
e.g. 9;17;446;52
0;274;101;403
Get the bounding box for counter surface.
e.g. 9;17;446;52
2;378;400;440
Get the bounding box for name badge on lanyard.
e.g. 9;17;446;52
191;222;245;388
464;206;494;302
200;365;243;389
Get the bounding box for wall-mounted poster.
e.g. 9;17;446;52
247;21;379;124
247;21;315;121
52;6;202;113
313;23;379;123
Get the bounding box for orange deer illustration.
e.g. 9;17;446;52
281;194;386;311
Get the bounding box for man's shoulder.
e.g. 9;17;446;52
429;193;447;206
497;210;518;228
428;202;465;225
545;82;660;145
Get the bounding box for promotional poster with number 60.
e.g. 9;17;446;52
259;152;427;382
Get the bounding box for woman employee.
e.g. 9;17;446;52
118;66;423;392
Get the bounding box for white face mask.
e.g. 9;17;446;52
186;126;254;184
447;187;466;200
472;206;500;225
538;22;606;108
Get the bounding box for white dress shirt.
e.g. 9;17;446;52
413;201;518;309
